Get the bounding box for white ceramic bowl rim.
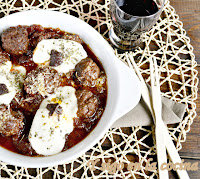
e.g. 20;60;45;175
0;10;141;168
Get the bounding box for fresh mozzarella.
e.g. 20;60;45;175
0;60;12;74
33;39;87;73
11;65;27;77
29;86;78;156
0;65;26;105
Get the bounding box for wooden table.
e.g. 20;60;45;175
169;0;200;178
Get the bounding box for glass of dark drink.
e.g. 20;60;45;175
109;0;165;51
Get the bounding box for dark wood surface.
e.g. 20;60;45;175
170;0;200;178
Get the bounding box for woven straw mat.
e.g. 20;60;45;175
0;0;198;178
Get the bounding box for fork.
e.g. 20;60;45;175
150;58;169;179
127;54;190;179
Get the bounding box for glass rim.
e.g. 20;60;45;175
112;0;166;19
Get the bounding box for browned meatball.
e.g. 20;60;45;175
0;104;24;136
1;26;29;55
24;67;61;97
30;31;61;47
62;33;82;44
76;89;98;118
10;92;24;110
75;58;100;87
11;92;43;114
21;94;43;114
28;24;44;34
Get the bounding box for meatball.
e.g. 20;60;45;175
1;26;29;55
30;30;61;47
10;92;24;110
75;58;100;87
62;33;82;44
76;89;98;118
24;67;61;97
0;104;24;136
11;92;43;114
21;94;43;114
28;24;44;34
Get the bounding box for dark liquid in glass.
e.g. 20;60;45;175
118;0;159;16
110;0;162;50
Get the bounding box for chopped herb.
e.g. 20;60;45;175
34;132;38;137
50;127;54;135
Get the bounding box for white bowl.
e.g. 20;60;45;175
0;10;141;168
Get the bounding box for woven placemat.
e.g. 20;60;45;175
0;0;198;178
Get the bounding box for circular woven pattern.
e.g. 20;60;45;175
0;0;198;178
